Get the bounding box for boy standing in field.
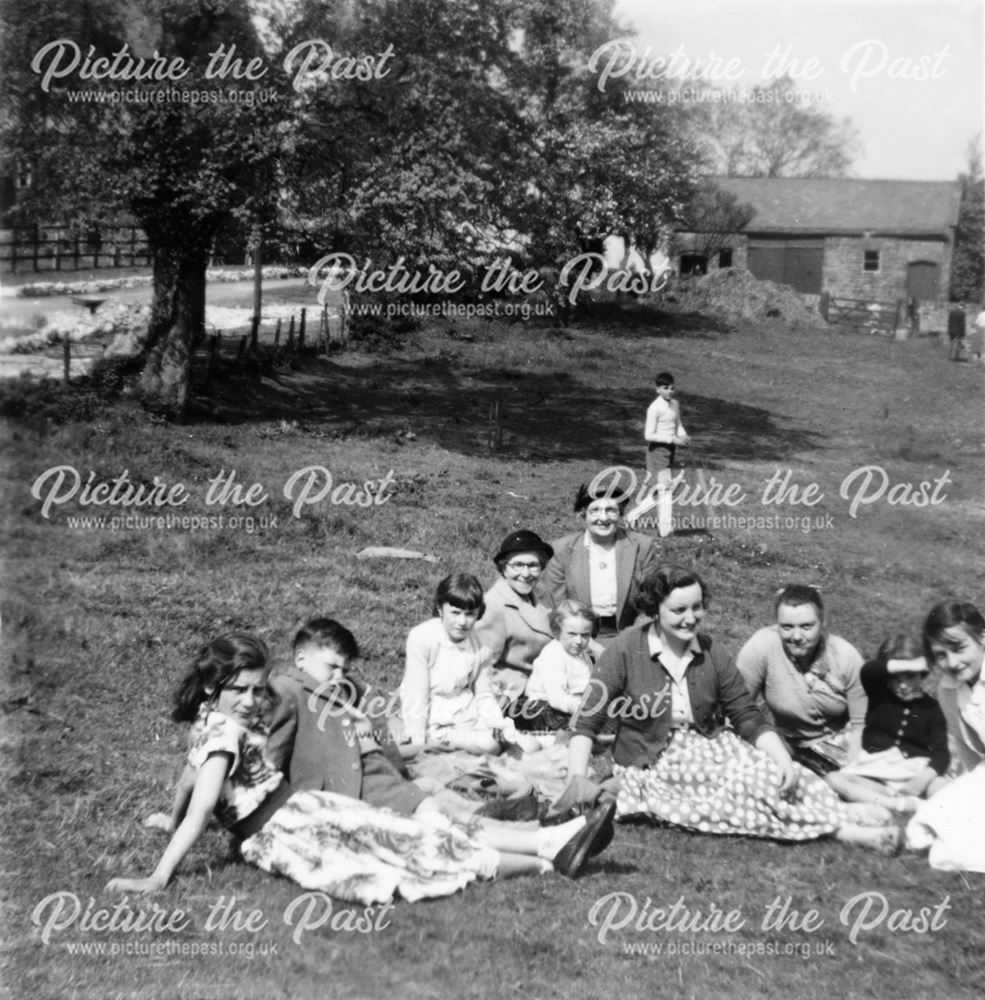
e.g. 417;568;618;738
643;371;689;537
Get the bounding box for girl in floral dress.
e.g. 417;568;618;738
106;634;615;903
566;565;899;852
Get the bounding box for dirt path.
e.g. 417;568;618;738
0;277;317;378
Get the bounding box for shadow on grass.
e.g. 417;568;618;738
186;349;823;465
565;296;731;338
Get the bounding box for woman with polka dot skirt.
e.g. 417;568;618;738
566;564;898;852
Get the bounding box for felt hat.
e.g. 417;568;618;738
494;529;554;564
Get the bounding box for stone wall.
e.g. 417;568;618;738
822;237;951;303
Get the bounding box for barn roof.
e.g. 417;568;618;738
711;176;962;237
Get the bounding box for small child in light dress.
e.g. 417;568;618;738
515;600;603;744
401;573;525;754
827;635;950;812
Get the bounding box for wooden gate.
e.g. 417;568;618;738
820;293;901;333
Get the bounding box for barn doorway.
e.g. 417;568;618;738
906;261;940;301
747;239;823;294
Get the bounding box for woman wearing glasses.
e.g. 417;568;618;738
474;530;556;710
540;484;659;645
736;584;867;778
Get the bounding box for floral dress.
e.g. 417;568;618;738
189;710;498;904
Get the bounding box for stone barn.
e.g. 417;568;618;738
676;176;962;308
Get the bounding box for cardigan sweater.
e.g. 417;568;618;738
572;623;773;768
936;677;985;774
736;627;866;745
540;528;660;631
859;659;950;775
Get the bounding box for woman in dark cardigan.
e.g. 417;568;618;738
565;564;899;851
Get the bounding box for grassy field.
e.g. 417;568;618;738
2;298;984;1000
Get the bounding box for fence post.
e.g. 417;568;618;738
250;314;260;350
298;308;306;349
488;399;503;451
209;332;221;379
63;337;71;384
274;318;282;347
287;315;295;349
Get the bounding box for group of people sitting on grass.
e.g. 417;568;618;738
108;487;985;903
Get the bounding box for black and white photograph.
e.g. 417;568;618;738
1;1;983;997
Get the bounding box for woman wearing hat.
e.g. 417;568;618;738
474;530;556;708
540;484;659;645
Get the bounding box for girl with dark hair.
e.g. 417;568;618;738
828;635;950;812
401;573;512;753
107;632;617;897
906;601;985;871
566;566;898;851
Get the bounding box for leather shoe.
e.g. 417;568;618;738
552;800;617;878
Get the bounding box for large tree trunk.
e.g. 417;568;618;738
138;243;208;420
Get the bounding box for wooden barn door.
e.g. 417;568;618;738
748;239;823;294
906;261;939;301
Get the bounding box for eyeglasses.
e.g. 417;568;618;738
505;560;543;574
587;505;621;518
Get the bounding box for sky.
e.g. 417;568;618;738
614;0;984;180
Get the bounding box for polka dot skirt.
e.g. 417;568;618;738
615;729;848;841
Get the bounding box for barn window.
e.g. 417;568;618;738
718;249;733;268
863;250;880;272
680;254;708;276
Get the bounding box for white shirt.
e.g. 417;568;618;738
647;626;697;727
584;531;618;617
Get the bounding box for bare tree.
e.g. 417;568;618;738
698;76;861;178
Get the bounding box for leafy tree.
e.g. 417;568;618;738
2;0;702;415
698;75;861;178
1;0;288;418
950;134;984;302
496;2;700;265
242;0;701;278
